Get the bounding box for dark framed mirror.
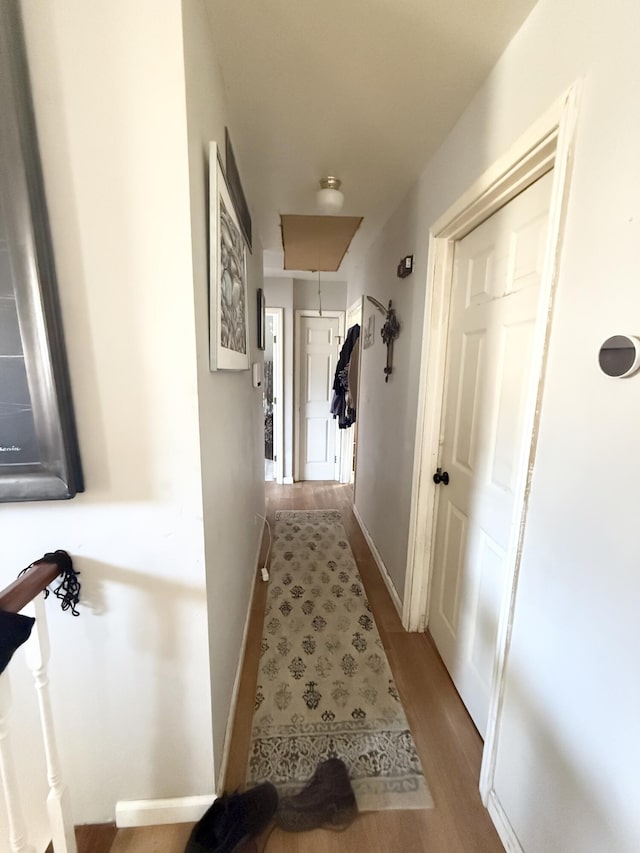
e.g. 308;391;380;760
0;3;83;502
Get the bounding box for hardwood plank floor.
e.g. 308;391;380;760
106;482;503;852
109;823;192;852
55;824;118;853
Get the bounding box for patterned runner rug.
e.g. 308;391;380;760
246;509;432;811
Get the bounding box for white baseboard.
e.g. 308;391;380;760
487;789;523;853
115;795;214;827
352;504;403;618
215;516;264;792
283;476;294;485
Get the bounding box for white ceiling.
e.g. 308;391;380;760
205;0;537;277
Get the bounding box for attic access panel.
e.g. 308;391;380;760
281;215;363;271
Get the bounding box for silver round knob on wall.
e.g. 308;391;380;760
598;335;640;378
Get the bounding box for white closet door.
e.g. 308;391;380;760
429;171;554;736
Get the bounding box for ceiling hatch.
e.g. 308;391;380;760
281;215;363;271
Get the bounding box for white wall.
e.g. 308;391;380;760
263;277;294;481
0;0;214;830
347;201;427;598
293;278;347;313
181;0;265;783
349;0;640;849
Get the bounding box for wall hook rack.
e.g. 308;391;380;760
367;296;401;382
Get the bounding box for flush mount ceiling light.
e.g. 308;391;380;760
316;176;344;214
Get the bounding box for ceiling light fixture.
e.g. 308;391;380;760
316;176;344;214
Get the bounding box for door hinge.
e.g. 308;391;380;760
273;396;277;404
274;454;277;462
273;335;277;343
334;455;337;463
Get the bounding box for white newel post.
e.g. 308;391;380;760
24;595;78;853
0;671;36;853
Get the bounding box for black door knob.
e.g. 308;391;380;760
433;468;450;485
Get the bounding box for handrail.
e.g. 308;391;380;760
0;551;79;853
0;556;65;614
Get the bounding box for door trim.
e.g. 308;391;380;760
403;83;581;804
266;307;284;484
294;309;345;482
339;297;364;487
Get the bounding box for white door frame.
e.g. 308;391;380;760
294;309;345;482
266;307;284;484
339;297;364;487
403;84;580;806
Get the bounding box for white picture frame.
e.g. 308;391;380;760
209;142;250;371
362;313;375;349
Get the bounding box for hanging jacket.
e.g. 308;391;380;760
331;324;360;429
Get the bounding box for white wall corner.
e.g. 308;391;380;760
486;789;524;853
352;504;403;618
115;795;214;828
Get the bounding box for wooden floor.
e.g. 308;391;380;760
96;482;503;853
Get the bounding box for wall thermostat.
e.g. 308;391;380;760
598;334;640;378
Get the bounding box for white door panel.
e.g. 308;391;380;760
299;314;340;480
429;171;554;737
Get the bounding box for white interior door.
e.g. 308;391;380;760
297;313;341;480
428;171;554;737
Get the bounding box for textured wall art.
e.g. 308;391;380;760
362;314;375;349
209;141;249;371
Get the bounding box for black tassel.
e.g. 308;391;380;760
18;550;81;616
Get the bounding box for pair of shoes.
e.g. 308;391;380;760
185;782;278;853
275;757;358;833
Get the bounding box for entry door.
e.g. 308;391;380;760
269;309;284;484
264;313;275;480
298;313;340;480
264;310;282;482
428;171;554;737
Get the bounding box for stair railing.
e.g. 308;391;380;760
0;556;78;853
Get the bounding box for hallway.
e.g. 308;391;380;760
107;482;503;852
3;2;637;849
224;481;503;852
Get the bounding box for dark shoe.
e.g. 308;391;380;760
275;758;358;833
186;782;278;852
